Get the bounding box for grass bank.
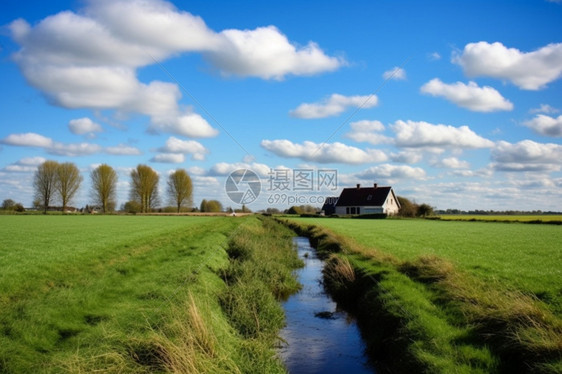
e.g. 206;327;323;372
0;215;301;373
281;218;562;373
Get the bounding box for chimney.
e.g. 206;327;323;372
374;183;378;189
356;183;361;189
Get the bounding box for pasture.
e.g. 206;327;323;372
0;215;239;372
0;214;303;373
292;217;562;313
287;217;562;373
437;214;562;223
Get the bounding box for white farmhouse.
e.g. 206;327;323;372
334;183;400;216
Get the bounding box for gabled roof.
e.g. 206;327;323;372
335;185;395;207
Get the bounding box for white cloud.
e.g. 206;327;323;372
382;67;406;80
391;120;494;149
50;143;101;157
206;26;344;80
290;93;378;119
432;157;470;169
420;78;513;112
261;139;388;164
8;0;343;135
151;153;185;163
260;139;387;164
523;114;562;137
157;136;209;160
2;133;53;148
453;41;562;90
187;166;206;176
149;112;219;138
428;52;441;61
390;151;423;164
208;162;273;177
345;120;392;145
2;157;46;173
105;144;142;155
355;164;426;180
1;132;145;157
491;140;562;172
68;117;103;135
529;104;559;114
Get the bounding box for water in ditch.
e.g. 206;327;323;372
278;237;376;374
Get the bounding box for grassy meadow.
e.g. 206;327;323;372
286;217;562;373
437;214;562;223
0;215;301;373
292;217;562;311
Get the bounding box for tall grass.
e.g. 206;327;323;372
219;217;303;373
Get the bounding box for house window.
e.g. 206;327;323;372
367;194;372;200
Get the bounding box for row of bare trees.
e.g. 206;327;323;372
33;161;192;214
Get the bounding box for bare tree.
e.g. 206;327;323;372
130;164;159;213
56;162;83;212
167;169;193;213
90;164;118;213
34;160;59;214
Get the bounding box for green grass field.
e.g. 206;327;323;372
287;217;562;373
0;215;239;372
293;217;562;313
0;215;302;373
438;214;562;223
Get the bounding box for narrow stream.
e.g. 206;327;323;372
278;237;376;374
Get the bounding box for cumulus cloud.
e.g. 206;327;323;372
208;162;274;177
1;132;144;157
2;157;46;172
156;136;209;160
491;140;562;171
68;117;103;135
420;78;513;112
290;93;378;119
206;26;344;80
148;112;218;138
391;120;494;149
390;151;423;164
1;133;53;148
105;144;142;155
382;67;406;80
8;0;343;135
432;157;471;169
523;114;562;137
151;153;185;163
345;120;392;145
355;164;426;180
529;104;559;114
453;41;562;90
260;139;387;164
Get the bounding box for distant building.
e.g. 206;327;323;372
335;183;400;215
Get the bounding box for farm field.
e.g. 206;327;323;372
286;217;562;373
0;215;300;373
292;217;562;313
438;214;562;223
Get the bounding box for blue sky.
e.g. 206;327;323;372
1;0;562;211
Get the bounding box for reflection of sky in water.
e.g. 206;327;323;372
278;237;376;374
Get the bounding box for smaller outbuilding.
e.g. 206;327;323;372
334;183;400;216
